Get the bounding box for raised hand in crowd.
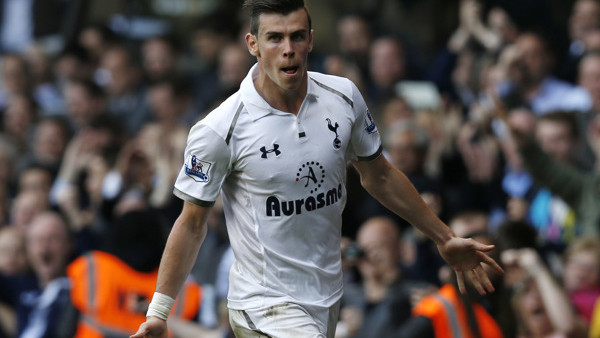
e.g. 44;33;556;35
502;248;588;337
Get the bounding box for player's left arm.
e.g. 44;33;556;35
351;155;503;294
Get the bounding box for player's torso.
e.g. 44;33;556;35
227;98;353;218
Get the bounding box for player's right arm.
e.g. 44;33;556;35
131;201;211;338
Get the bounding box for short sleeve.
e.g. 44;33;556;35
173;124;231;207
347;81;382;161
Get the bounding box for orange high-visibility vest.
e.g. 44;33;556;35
412;284;503;338
67;251;202;338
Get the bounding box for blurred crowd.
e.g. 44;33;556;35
1;0;600;337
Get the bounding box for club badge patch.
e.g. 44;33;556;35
185;154;211;183
364;109;377;134
326;118;342;149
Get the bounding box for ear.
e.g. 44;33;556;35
308;29;314;53
246;33;260;57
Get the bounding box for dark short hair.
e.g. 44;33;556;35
495;220;538;252
243;0;311;36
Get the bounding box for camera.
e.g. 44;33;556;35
343;242;365;260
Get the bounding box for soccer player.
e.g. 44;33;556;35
132;1;503;337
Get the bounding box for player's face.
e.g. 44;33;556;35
246;8;313;93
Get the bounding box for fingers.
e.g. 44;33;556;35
474;265;494;293
456;270;466;295
471;240;495;252
466;270;486;295
130;325;148;338
476;251;504;275
458;265;495;295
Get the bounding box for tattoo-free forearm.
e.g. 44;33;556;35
155;203;209;298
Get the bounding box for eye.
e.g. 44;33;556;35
292;33;306;41
268;35;282;42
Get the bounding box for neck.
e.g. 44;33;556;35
38;273;60;289
363;268;399;303
254;72;308;115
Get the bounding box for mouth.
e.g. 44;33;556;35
281;66;299;75
41;252;54;265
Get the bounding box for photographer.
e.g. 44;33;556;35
336;217;435;338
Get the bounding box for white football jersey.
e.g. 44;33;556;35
174;64;382;310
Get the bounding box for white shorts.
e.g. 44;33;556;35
229;301;341;338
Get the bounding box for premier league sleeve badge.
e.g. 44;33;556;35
185;154;212;183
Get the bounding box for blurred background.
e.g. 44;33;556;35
0;0;600;337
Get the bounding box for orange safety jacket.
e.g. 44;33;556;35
412;284;503;338
67;251;202;338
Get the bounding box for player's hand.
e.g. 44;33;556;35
437;236;504;295
130;316;167;338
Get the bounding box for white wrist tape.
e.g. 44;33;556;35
146;292;175;320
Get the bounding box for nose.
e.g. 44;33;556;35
282;38;294;58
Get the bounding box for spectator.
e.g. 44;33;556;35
0;226;27;337
142;35;179;84
55;148;115;239
563;236;600;323
64;79;107;132
455;118;506;222
429;1;518;103
322;54;364;93
496;32;592;115
50;114;124;223
135;120;187;209
560;0;600;82
2;93;38;152
504;248;587;338
9;189;49;233
375;95;413;135
575;52;600;170
0;54;29;110
78;24;118;68
192;42;252;116
366;36;407;105
336;14;372;73
189;13;236;71
217;42;254;96
17;116;70;173
147;78;195;127
0;226;28;277
64;210;213;337
583;28;600;52
404;210;504;338
0;212;73;338
569;0;600;55
338;216;431;338
508;108;600;238
385;120;445;222
447;0;516;55
527;112;582;250
53;44;93;92
17;163;54;196
25;43;63;115
99;45;149;135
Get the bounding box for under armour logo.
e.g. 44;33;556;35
326;118;341;149
260;144;281;158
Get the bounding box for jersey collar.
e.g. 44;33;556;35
240;63;318;121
